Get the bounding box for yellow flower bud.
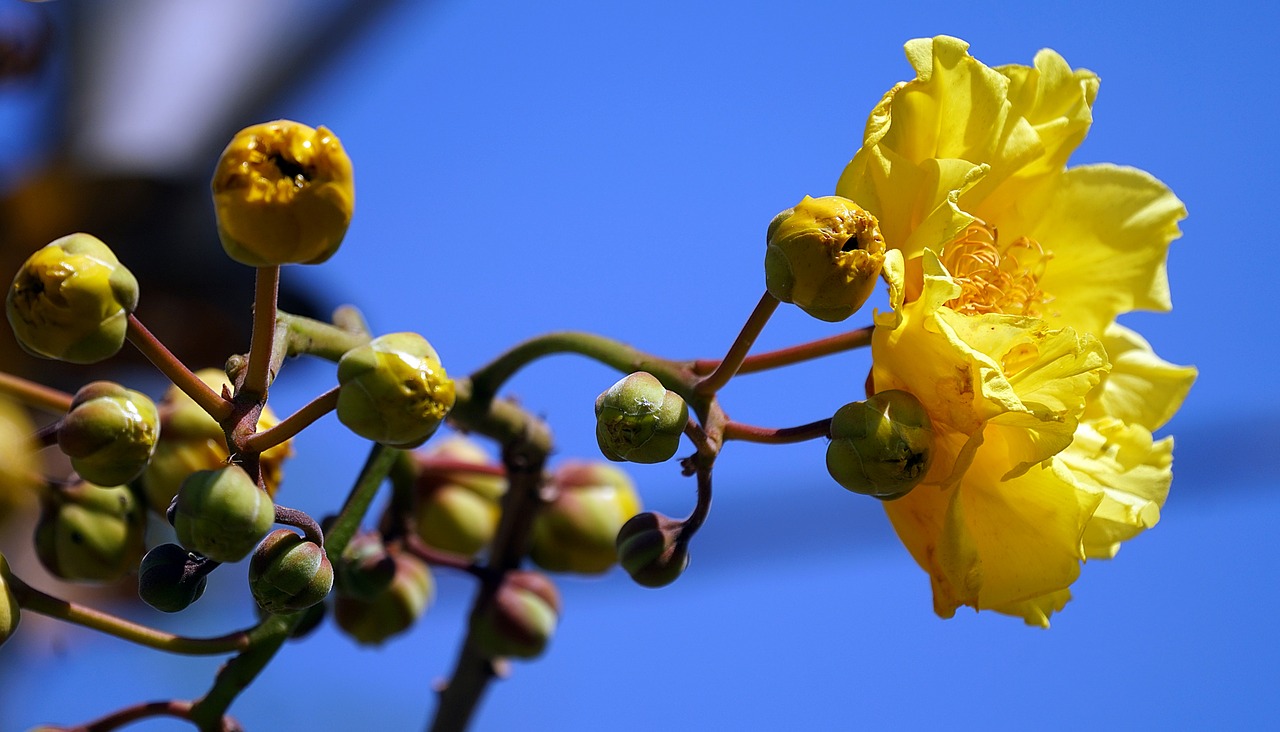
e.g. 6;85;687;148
764;195;885;322
6;233;139;363
337;333;455;448
211;120;355;267
826;390;933;499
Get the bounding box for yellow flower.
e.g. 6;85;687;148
211;120;355;267
838;37;1195;625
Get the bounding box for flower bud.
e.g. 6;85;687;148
334;551;433;646
6;233;139;363
337;333;455;448
594;372;688;464
826;390;933;499
474;571;561;660
211;120;355;266
137;543;209;613
0;397;39;511
530;462;641;575
1;552;20;648
413;438;505;556
172;466;276;563
249;529;334;614
57;381;159;486
764;195;885;322
34;482;146;582
333;532;397;601
142;369;292;514
615;512;690;588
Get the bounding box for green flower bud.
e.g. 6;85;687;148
333;532;397;601
337;333;455;448
142;369;292;514
172;466;276;563
594;372;688;464
764;195;886;322
137;543;209;613
615;512;690;588
530;462;641;575
6;233;139;363
57;381;159;486
211;120;355;267
474;571;561;660
1;552;20;648
413;438;505;556
826;390;933;499
334;551;433;646
249;529;334;614
34;482;146;582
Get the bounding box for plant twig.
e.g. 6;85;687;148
695;292;779;395
126;315;232;420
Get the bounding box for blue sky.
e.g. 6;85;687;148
3;0;1279;730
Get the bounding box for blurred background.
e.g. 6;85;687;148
1;0;1277;729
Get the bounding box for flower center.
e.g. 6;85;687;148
940;222;1052;317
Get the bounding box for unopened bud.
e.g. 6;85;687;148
249;529;334;614
594;372;688;464
334;551;433;646
764;195;885;322
530;462;641;575
615;512;689;588
333;532;397;601
6;233;139;363
474;571;561;660
34;482;146;582
172;466;276;563
211;120;355;267
137;543;209;613
413;438;505;556
58;381;159;486
337;333;455;448
826;390;933;499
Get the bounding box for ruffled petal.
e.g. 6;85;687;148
885;447;1102;619
838;37;1100;263
1061;418;1174;559
1085;323;1197;431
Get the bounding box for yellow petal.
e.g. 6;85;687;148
1001;164;1187;336
1060;418;1173;559
1085;324;1196;432
989;588;1073;628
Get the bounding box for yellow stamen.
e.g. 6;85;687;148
940;222;1052;317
